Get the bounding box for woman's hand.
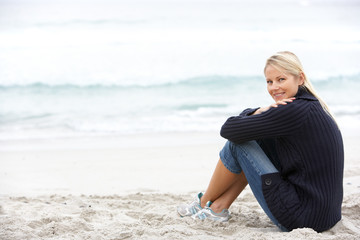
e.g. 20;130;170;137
252;97;295;115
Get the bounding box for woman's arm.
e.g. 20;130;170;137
220;98;310;144
252;98;295;115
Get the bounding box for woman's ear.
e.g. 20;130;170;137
299;72;305;86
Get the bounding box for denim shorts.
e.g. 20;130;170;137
220;140;288;231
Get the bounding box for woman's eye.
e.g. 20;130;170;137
267;80;272;84
279;78;285;82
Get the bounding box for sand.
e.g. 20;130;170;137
1;131;359;239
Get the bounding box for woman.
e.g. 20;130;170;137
177;51;344;232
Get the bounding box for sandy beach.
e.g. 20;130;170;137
0;131;359;239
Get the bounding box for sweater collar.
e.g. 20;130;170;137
295;87;318;101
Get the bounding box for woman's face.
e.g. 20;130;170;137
265;65;304;101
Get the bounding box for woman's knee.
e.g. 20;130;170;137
219;141;243;174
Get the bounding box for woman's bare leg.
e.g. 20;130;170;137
200;159;248;213
210;171;247;213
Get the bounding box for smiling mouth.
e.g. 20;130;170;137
273;92;285;99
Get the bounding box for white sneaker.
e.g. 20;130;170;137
177;192;204;217
192;201;231;222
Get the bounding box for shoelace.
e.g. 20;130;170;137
194;210;208;220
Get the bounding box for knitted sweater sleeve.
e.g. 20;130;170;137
220;99;310;144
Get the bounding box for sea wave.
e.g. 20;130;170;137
34;19;148;28
176;103;228;111
0;75;261;91
0;74;358;90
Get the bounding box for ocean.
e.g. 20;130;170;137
1;0;360;140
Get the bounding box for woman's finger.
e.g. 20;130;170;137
276;98;294;105
269;97;296;109
276;101;287;105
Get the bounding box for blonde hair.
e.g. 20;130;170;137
264;51;336;121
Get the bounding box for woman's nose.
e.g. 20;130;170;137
270;82;279;90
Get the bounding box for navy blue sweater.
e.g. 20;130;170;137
220;88;344;232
